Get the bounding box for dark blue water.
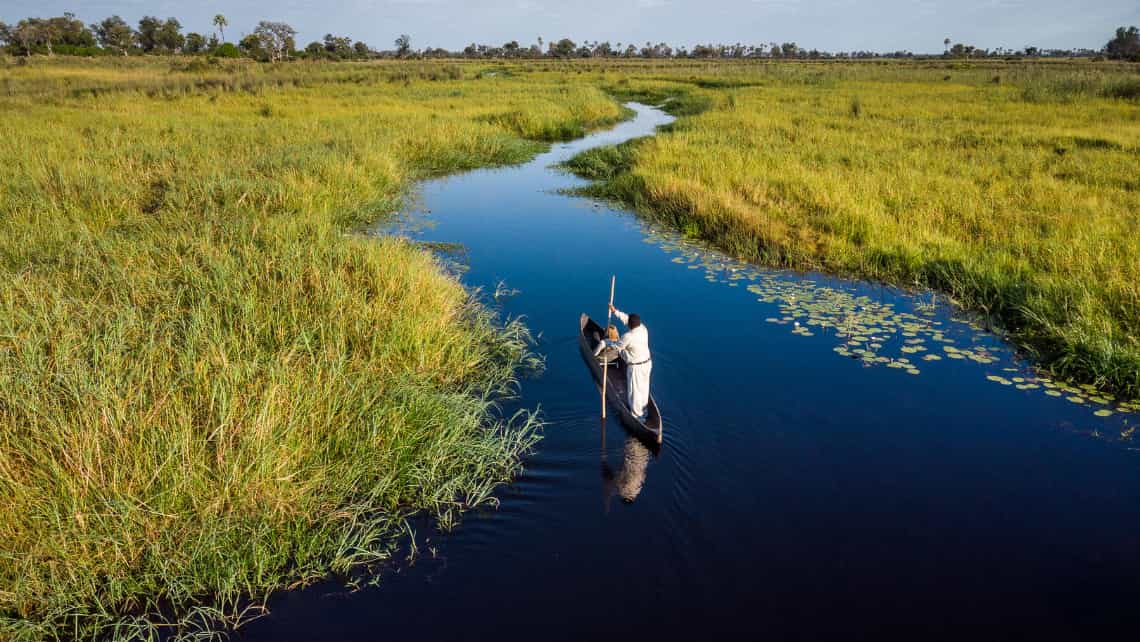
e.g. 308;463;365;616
241;104;1140;641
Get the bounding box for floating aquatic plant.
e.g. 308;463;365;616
636;220;1139;421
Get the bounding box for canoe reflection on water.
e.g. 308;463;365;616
602;433;653;507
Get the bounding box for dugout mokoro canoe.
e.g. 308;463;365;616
578;313;663;445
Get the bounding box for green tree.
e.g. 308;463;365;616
213;14;228;43
7;19;58;56
156;18;184;52
137;16;161;52
214;42;241;58
253;21;296;62
29;18;59;56
353;40;370;57
395;33;412;57
238;33;263;59
549;37;575;58
92;16;135;55
323;34;352;58
691;43;718;58
47;13;95;48
949;43;976;58
3;20;31;55
185;32;206;54
1104;26;1140;60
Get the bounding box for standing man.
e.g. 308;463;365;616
608;303;652;420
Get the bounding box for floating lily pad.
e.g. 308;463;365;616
651;224;1127;423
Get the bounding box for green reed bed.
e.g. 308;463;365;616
566;61;1140;399
0;60;625;641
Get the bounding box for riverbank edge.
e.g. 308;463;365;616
0;89;637;642
564;85;1139;402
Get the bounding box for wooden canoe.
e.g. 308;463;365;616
578;313;663;445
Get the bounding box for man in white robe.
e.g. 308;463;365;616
608;304;652;419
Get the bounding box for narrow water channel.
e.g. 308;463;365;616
241;104;1140;640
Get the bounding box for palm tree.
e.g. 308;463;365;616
944;37;950;54
213;14;228;43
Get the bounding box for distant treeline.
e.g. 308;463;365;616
1;13;1138;62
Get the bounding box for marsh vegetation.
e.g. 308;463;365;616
0;58;624;641
567;59;1140;399
1;54;1138;641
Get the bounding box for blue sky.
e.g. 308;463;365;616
2;1;1137;53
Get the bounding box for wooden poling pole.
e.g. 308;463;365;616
601;275;615;419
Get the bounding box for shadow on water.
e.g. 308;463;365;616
239;104;1140;641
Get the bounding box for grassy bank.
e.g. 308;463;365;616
0;59;626;640
4;54;1137;639
567;61;1140;399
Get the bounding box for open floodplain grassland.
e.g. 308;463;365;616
0;57;625;641
2;54;1139;641
566;59;1140;401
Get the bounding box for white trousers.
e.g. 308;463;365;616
626;361;652;418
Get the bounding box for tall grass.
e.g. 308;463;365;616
567;62;1140;398
0;60;625;640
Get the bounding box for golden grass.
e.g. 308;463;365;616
568;62;1140;398
4;54;1136;640
0;59;624;641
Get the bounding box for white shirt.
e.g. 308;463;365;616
612;309;651;365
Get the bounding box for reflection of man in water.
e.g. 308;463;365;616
603;436;651;505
